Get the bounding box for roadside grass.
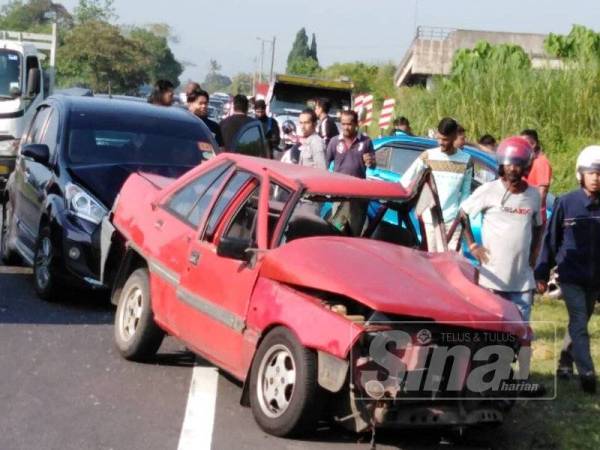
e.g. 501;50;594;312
482;296;600;450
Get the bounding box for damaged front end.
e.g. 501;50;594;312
325;315;522;433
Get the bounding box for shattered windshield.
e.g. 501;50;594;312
0;50;21;98
280;195;423;249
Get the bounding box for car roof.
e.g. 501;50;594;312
48;95;201;125
219;154;411;199
374;135;497;168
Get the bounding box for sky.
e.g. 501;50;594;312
55;0;600;83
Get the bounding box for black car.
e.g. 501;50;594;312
0;95;219;300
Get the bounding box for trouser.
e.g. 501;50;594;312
560;283;600;376
424;222;462;253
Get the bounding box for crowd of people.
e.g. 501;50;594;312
146;78;600;395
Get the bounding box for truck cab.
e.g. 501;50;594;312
0;29;55;190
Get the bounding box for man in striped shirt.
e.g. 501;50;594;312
401;117;473;251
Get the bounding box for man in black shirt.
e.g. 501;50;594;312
254;99;280;154
315;97;339;148
187;88;224;148
220;94;254;151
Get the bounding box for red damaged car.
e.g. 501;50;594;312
103;154;529;437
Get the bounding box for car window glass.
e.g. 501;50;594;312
389;147;423;174
472;160;497;189
375;147;391;170
166;164;230;226
235;125;263;157
268;182;291;245
204;171;253;239
223;186;260;245
40;109;59;159
27;107;50;144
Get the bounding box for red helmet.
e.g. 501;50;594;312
496;136;534;169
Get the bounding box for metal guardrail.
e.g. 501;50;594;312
416;26;456;41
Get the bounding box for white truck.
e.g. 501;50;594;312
0;26;56;190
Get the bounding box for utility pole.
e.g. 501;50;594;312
269;36;276;83
259;39;265;84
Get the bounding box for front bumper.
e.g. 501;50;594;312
55;209;106;289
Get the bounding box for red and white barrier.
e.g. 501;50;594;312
378;98;396;130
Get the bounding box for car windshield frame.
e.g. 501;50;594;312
0;49;22;98
64;109;215;167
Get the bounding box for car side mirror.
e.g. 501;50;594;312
26;68;41;98
216;236;251;261
9;86;22;99
22;144;50;165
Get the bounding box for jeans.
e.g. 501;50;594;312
561;283;600;376
494;290;534;322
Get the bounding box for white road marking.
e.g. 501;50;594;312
0;266;32;274
178;365;219;450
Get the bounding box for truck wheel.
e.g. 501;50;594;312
114;268;164;361
33;225;60;301
249;327;320;437
1;198;19;264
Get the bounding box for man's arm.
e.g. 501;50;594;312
362;139;376;169
400;152;427;189
325;138;336;168
311;137;327;170
270;119;281;150
460;158;474;203
530;225;545;269
535;197;563;291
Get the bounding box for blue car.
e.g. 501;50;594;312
366;134;553;259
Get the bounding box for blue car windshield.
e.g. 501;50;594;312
67;111;212;167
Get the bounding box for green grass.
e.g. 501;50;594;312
385;60;600;194
480;297;600;449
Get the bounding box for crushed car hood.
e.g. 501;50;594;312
260;237;527;337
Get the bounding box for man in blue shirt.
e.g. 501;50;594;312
536;145;600;393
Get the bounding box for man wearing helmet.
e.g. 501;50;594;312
535;146;600;393
460;136;544;324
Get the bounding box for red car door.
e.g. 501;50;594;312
148;162;233;330
175;170;273;378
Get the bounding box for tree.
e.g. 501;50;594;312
73;0;115;24
229;73;253;96
128;25;183;86
309;33;318;60
320;62;379;93
57;20;148;93
203;59;231;93
451;41;531;78
286;28;319;75
0;0;72;32
545;25;600;61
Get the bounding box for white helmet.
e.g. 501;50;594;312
576;145;600;181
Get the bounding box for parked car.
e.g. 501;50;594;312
0;94;218;300
105;154;528;437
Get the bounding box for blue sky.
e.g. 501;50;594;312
58;0;600;82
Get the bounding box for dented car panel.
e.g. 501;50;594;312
109;153;529;434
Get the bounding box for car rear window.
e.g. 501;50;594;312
66;110;214;166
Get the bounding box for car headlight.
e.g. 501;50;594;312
65;182;108;225
0;138;19;157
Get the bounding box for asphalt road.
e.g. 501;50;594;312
0;208;493;450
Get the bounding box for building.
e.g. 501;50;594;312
395;26;562;88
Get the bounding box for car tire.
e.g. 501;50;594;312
249;326;320;437
1;198;19;265
114;268;165;361
33;225;60;301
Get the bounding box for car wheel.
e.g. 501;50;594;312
1;198;19;264
33;225;60;301
249;327;320;437
114;268;165;361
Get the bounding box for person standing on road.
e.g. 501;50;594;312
326;110;375;178
295;109;326;169
521;129;552;222
390;116;413;136
401;117;473;252
315;98;339;148
459;136;544;322
535;146;600;394
254;99;281;155
219;94;254;151
148;79;175;106
187;88;224;148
